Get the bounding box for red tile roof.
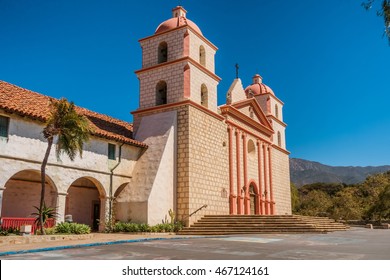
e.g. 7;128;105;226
0;81;147;148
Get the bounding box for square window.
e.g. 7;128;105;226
0;116;9;138
108;143;116;160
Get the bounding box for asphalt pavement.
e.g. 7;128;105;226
1;227;389;260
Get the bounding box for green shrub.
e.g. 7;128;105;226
55;222;91;234
44;227;57;235
0;227;20;236
70;223;91;234
113;221;125;232
55;222;72;234
112;221;183;233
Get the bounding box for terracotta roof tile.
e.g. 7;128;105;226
0;81;147;148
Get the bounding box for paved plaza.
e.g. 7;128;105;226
0;227;389;260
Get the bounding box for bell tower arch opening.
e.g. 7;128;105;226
156;81;167;106
158;42;168;64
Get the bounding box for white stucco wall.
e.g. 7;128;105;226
0;112;144;227
115;110;177;225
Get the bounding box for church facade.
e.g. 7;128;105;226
0;6;291;230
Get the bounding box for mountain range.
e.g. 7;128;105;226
289;158;390;187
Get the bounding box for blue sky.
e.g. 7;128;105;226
1;0;389;166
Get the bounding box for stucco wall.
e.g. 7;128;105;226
115;110;177;225
2;180;56;217
0;113;143;227
66;185;100;227
0;113;140;178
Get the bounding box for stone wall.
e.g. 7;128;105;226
188;30;216;73
140;28;186;68
271;147;291;215
137;61;187;109
177;105;229;225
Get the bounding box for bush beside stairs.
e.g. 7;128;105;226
177;215;348;235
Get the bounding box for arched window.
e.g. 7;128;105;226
201;84;208;108
158;42;168;63
247;139;256;155
277;131;282;147
156;81;167;105
199;45;206;66
275;104;279;118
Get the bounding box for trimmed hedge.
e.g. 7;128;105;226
113;221;183;233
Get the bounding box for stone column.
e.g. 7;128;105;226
56;192;68;223
0;187;5;219
263;143;270;215
235;129;242;214
228;126;236;214
99;195;109;232
268;146;275;215
242;133;250;215
257;140;264;215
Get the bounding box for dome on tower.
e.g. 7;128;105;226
155;6;202;35
244;74;275;96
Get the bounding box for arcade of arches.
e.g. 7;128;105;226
0;170;129;231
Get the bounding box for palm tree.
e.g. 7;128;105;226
39;98;91;234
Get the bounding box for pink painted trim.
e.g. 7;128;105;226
257;140;264;215
183;30;190;57
187;57;221;81
228;126;236;214
235;129;242;215
220;104;274;136
263;144;269;215
271;144;291;155
267;114;287;127
183;64;191;98
135;56;221;82
224;98;274;131
268;146;275;215
225;120;272;145
242;133;249;214
138;25;218;51
132;100;225;121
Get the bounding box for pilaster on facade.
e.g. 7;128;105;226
267;145;275;215
227;125;236;214
56;192;68;223
262;143;270;215
256;140;264;215
0;187;4;218
235;128;242;215
242;132;250;214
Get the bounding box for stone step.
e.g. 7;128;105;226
190;224;346;229
178;214;348;235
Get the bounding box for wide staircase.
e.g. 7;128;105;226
178;215;348;235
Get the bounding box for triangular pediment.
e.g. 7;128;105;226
220;98;274;136
226;78;246;104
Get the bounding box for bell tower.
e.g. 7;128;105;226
133;6;221;133
130;7;229;225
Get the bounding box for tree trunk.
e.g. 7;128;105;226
39;137;53;235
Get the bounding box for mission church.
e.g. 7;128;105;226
0;6;291;231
